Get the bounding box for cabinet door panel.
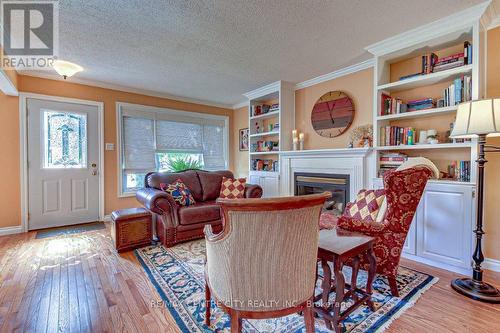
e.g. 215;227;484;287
262;176;279;198
416;184;473;269
248;175;261;186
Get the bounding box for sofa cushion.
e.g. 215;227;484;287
160;179;196;207
146;170;203;202
178;201;221;225
219;177;246;199
197;170;234;201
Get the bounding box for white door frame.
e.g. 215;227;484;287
19;92;105;231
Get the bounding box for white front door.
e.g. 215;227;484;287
27;98;100;230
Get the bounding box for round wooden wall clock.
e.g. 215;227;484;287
311;91;355;138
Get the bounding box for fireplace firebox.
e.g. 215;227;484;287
294;172;350;215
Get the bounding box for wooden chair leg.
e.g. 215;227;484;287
230;311;242;332
205;281;211;326
304;298;315;333
388;275;399;297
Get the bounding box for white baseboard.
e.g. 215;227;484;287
103;215;111;222
0;225;23;236
483;258;500;273
401;252;472;276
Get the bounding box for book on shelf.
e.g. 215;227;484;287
398;42;472;80
381;94;407;115
443;75;471;107
450;160;471;182
380;126;417;146
407;98;435;111
378;153;408;177
251;159;278;172
269;103;279;112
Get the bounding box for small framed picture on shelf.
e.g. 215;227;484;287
239;128;249;151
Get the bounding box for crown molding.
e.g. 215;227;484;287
232;100;248;109
18;71;233;109
366;1;491;56
0;69;18;96
482;0;500;30
243;80;283;100
295;59;374;90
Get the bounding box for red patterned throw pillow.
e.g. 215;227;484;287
343;189;385;222
160;179;196;206
219;177;246;199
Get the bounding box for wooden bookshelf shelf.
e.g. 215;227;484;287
376;142;473;151
250;110;279;120
377;105;458;121
377;65;472;92
249;131;280;138
249;151;280;155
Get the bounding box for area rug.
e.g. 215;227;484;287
135;240;438;332
35;221;105;239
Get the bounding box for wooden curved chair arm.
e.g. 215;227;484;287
204;224;225;242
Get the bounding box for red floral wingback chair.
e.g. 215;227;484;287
337;167;432;296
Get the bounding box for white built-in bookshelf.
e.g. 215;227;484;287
243;81;294;197
368;22;483;185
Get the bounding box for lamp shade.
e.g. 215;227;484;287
450;99;500;138
52;60;83;78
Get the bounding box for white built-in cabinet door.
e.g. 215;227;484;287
248;173;280;198
416;183;474;269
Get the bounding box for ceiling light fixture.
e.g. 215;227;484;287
52;60;83;79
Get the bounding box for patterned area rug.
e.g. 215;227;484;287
135;240;437;333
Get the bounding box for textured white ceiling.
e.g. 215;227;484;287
21;0;485;106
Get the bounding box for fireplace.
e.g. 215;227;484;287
294;172;350;215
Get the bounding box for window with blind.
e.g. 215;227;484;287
117;103;228;195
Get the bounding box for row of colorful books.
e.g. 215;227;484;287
449;160;471;182
251;159;279;172
443;75;472;107
380;95;438;116
251;103;279;117
399;41;472;80
380;126;417;146
378;153;408;177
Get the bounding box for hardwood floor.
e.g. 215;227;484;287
0;224;498;332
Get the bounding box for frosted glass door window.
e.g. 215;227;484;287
43;110;87;168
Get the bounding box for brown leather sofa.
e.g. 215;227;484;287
136;169;263;247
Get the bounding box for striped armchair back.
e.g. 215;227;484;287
205;192;329;312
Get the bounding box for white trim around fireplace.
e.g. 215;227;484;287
280;148;375;199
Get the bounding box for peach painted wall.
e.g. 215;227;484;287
0;75;233;228
233;106;249;178
295;68;374;150
0;90;21;227
484;26;500;260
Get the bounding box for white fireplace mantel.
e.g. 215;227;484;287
280;148;375;200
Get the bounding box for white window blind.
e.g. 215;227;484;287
118;103;228;194
203;123;225;169
122;116;156;172
156;120;203;152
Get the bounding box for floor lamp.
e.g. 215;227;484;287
450;99;500;303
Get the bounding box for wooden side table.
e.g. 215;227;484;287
314;228;376;333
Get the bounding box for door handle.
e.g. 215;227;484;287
91;163;98;176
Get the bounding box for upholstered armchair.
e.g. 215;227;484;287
204;193;329;332
337;167;432;296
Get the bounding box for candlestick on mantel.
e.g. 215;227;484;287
299;132;304;150
293;137;298;151
292;129;298;138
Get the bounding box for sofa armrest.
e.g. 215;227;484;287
244;184;263;198
136;188;175;216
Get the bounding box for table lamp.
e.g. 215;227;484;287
450;99;500;303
